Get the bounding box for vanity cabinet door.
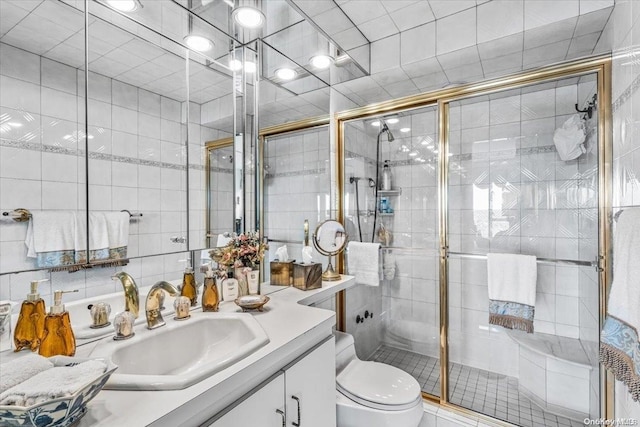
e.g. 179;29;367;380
209;373;285;427
284;338;336;427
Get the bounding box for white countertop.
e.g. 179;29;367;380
61;275;355;427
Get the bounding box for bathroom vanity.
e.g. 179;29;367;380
66;276;356;426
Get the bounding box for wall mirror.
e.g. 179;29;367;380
0;0;236;301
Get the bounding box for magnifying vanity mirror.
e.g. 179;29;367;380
312;220;347;281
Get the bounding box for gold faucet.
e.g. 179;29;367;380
145;281;179;330
112;272;140;319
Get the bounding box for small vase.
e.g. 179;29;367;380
247;270;259;295
235;267;249;296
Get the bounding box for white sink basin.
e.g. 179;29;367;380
89;313;269;390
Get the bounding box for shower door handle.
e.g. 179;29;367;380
291;395;301;426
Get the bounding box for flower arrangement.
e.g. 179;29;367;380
210;231;268;270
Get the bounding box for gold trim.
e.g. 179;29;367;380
336;117;346;332
438;99;449;403
205;138;233;150
598;58;615;420
260;115;330;138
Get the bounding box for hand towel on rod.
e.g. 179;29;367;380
104;211;129;263
347;241;381;287
487;253;537;333
25;211;76;270
601;208;640;401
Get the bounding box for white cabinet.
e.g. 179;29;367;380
209;337;336;427
209;373;286;427
284;338;336;427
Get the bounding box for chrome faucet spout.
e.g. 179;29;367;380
145;281;179;330
112;272;140;319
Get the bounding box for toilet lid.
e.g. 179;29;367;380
336;360;421;411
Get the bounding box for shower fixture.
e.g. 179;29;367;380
380;123;395;142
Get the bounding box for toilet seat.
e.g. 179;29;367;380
336;360;422;411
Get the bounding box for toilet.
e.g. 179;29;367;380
335;331;424;427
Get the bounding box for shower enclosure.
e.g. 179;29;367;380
339;57;610;427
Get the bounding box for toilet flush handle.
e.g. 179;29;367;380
291;395;301;426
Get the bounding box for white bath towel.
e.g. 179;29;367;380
601;209;640;401
74;213;109;264
104;211;129;260
0;359;106;407
487;253;537;333
0;354;54;394
553;114;586;161
25;211;76;269
347;242;381;287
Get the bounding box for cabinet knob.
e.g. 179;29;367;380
275;409;285;427
291;395;301;427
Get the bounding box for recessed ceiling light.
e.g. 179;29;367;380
7;122;23;128
244;61;256;73
309;55;333;69
409;151;418;157
184;35;214;52
400;127;410;133
275;67;296;80
371;121;381;127
386;118;399;124
232;6;265;29
106;0;140;12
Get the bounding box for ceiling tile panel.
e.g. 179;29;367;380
358;14;399;41
524;17;578;50
428;0;476;19
477;0;524;44
339;0;388;25
389;2;435;32
524;0;579;31
436;8;476;55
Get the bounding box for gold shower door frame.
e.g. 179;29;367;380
335;55;613;424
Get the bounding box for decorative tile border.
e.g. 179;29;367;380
0;138;207;171
612;72;640;113
265;168;327;179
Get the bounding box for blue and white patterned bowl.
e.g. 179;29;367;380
0;356;117;427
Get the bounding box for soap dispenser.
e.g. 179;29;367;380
202;264;219;312
381;160;392;190
39;289;78;357
181;264;198;307
14;279;48;352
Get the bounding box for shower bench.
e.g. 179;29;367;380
507;331;598;421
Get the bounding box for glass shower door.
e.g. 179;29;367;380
445;75;600;426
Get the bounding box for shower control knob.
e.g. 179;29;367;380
356;315;363;324
365;310;371;319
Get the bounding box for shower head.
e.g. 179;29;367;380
380;122;395;142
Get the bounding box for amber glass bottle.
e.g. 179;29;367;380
14;280;47;352
202;276;219;312
39;290;76;357
181;266;197;306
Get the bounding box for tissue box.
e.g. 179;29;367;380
270;260;294;286
293;262;322;291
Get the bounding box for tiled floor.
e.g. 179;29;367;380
369;345;586;427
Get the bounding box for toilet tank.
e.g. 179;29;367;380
334;331;357;373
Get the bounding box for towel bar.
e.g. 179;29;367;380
2;209;142;223
447;251;597;268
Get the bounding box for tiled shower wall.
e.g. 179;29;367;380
0;42;225;303
608;0;640;421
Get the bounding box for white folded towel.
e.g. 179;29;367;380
104;211;129;259
25;211;76;269
487;253;537;333
347;242;381;287
601;209;640;401
75;213;109;264
0;354;54;394
0;359;106;407
553;114;586;161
